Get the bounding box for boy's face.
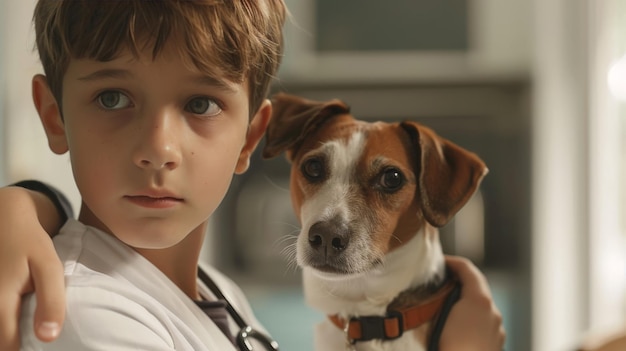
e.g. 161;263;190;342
33;45;271;249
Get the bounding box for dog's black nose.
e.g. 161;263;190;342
308;220;350;253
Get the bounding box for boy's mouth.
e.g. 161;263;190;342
124;192;184;209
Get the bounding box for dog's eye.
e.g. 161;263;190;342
302;158;326;182
380;168;405;191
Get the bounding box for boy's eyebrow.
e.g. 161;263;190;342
77;69;238;93
77;69;132;82
191;75;238;93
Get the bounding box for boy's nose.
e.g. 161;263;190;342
133;110;182;170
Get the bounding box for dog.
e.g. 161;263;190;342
262;93;488;351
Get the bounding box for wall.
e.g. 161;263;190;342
0;0;81;209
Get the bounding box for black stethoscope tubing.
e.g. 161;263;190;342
427;281;462;351
198;267;280;351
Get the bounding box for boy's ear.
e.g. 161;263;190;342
32;74;68;155
235;99;272;174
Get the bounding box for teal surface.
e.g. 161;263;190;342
249;287;323;351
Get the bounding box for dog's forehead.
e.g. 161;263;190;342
315;117;394;142
303;117;415;167
361;123;416;173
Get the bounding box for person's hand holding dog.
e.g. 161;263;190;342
440;255;506;351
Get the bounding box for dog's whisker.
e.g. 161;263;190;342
285;259;299;275
270;229;300;253
279;241;297;261
281;243;301;276
390;234;403;245
272;234;301;277
279;241;297;258
373;250;387;270
272;233;298;248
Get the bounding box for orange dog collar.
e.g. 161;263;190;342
328;280;459;344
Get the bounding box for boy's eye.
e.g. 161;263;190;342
97;91;131;110
185;97;222;117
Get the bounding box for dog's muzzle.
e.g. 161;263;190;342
305;218;352;272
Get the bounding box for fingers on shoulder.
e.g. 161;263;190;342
30;248;66;337
0;295;20;351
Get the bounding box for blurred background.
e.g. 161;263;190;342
2;1;626;350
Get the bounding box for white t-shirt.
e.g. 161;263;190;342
20;219;268;351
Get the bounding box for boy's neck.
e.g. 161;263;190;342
136;224;206;300
77;205;207;299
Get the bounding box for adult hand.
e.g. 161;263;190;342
439;255;506;351
0;187;65;350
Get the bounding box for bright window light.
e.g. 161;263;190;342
608;54;626;101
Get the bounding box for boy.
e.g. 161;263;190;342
12;0;286;350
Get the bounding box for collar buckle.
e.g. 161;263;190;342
348;310;404;343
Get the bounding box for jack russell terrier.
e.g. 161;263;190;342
262;93;488;351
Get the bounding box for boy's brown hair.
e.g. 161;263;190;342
33;0;286;116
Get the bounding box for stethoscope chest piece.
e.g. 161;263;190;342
236;326;280;351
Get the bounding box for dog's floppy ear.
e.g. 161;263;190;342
262;93;350;161
401;121;488;228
